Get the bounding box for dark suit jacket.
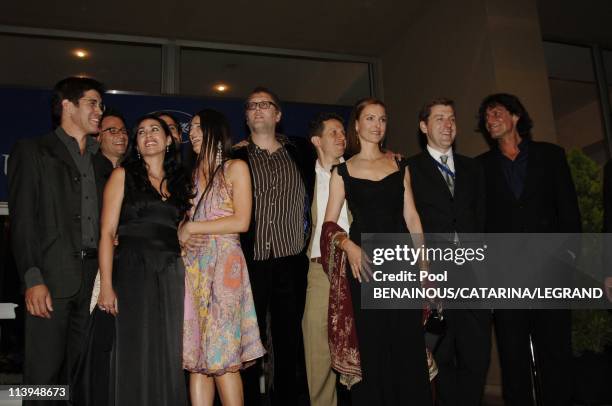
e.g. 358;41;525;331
604;160;612;233
232;135;316;261
8;130;106;298
408;151;485;235
478;141;581;233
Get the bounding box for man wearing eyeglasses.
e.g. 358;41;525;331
8;76;107;402
233;87;316;406
96;107;128;170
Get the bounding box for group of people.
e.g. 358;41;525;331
6;75;606;406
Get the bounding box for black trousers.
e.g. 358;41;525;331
435;309;492;406
23;257;97;406
494;309;572;406
243;253;308;406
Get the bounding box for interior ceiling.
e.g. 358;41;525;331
2;0;611;106
2;1;611;57
0;0;428;57
537;0;612;48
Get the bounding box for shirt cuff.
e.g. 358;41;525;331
24;267;45;288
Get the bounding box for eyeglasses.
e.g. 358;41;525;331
245;100;277;111
80;98;106;112
100;127;128;135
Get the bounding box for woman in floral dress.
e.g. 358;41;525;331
178;109;265;406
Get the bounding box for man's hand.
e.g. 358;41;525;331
383;149;403;161
25;284;53;318
232;139;249;149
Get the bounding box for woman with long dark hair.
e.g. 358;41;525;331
322;98;432;405
178;109;265;406
96;114;191;405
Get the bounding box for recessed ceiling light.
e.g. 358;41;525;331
214;83;228;93
73;49;89;58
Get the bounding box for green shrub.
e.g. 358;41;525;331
572;309;612;355
567;149;603;233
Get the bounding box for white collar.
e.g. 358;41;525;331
316;156;345;174
426;145;453;163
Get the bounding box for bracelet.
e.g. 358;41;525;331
333;233;348;249
339;237;349;251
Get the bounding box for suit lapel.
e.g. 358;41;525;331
92;153;109;211
42;131;80;174
488;152;517;202
518;143;539;202
453;155;465;201
306;176;318;258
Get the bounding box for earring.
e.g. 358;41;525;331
166;144;169;153
215;141;223;166
137;151;141;159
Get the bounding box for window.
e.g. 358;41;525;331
180;48;371;105
544;42;608;164
0;34;162;93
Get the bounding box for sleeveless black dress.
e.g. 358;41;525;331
72;167;187;406
109;168;187;405
336;160;432;405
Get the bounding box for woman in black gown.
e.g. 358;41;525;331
323;98;432;405
96;114;191;405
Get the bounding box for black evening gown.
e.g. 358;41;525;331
73;167;188;406
336;160;432;406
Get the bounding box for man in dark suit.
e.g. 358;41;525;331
477;93;581;406
8;77;107;401
408;98;490;406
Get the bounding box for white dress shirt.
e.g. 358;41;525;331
426;144;455;173
310;158;350;258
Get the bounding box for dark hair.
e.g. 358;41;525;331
346;98;386;155
417;98;455;149
191;109;233;218
101;107;127;128
309;112;345;138
51;77;105;127
153;110;180;123
477;93;533;140
153;110;182;134
246;86;282;112
418;98;455;125
123;114;191;217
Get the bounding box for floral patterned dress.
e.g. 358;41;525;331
183;164;265;375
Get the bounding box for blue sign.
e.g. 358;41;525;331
0;87;351;202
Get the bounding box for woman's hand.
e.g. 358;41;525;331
178;221;192;247
178;221;208;253
97;284;118;316
343;240;372;283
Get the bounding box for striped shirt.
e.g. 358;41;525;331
248;137;306;260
